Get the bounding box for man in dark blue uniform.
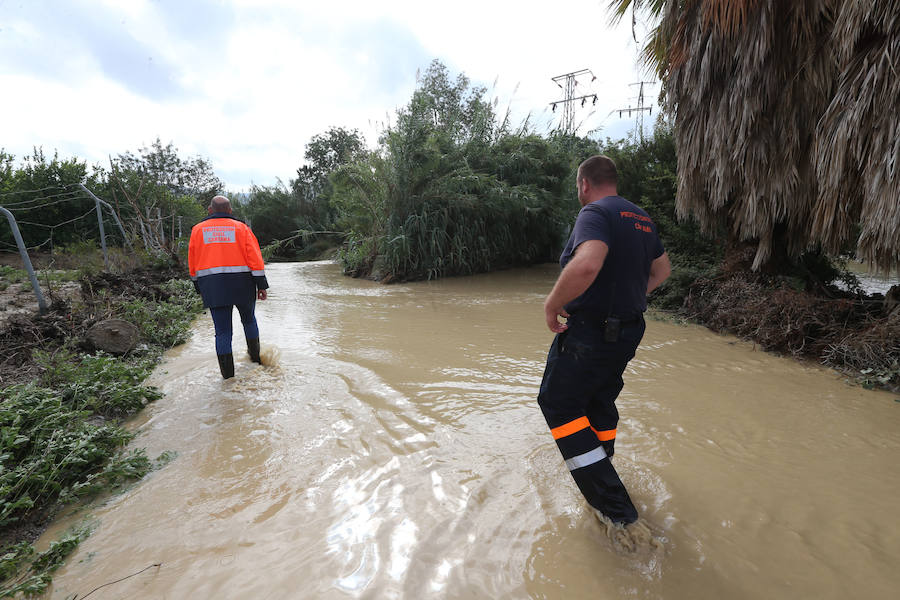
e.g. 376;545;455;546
538;155;671;524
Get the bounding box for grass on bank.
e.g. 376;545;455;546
0;265;80;293
0;261;202;598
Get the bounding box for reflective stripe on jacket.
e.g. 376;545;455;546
188;214;269;308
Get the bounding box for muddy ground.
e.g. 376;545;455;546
0;252;187;386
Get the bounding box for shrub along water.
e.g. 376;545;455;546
332;61;579;282
234;62;721;293
0;258;202;597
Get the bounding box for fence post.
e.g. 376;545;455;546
78;184;132;251
94;195;110;269
0;206;48;314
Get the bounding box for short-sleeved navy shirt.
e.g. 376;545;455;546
560;195;665;317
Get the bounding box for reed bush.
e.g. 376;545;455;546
333;61;579;281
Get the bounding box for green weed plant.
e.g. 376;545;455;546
331;61;575;282
0;527;89;598
120;279;203;347
0;273;202;595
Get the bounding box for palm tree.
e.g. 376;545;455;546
610;0;900;273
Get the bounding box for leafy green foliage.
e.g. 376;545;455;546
242;182;303;247
0;266;26;287
0;152;13;187
0;543;33;583
243;127;367;258
95;139;217;252
294;126;367;216
0;383;146;528
0;258;90;292
35;351;162;418
0;273;200;590
0;149;93;250
119;279;203;347
112;138;223;203
332;60;579;281
0;527;88;597
0;140;219;259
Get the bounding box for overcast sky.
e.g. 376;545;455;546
0;0;658;190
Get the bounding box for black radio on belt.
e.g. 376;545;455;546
603;317;621;342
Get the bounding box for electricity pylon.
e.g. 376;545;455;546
550;69;598;135
615;81;655;141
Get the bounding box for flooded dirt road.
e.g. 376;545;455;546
42;261;900;599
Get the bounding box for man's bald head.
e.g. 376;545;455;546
209;195;232;214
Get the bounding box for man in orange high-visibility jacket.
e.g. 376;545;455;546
189;195;269;379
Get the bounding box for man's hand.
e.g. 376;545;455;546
257;289;268;301
545;302;569;333
542;239;607;333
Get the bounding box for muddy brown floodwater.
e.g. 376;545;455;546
39;261;900;599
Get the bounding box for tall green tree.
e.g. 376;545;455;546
241;127;367;258
0;151;13;189
242;181;298;246
113;138;224;204
610;0;900;273
331;60;575;281
99;139;218;251
292;127;367;229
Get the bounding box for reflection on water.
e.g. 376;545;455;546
40;261;900;600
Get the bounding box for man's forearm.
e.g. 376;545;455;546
647;272;666;294
646;252;672;294
545;258;597;312
544;240;607;332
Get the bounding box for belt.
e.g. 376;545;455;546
567;313;643;327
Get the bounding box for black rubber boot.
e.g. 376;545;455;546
217;353;234;379
247;338;262;364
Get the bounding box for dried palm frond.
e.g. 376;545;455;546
814;0;900;273
610;0;900;273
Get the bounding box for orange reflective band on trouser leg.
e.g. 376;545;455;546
591;427;617;441
551;416;591;440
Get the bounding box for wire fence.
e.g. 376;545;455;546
1;183;194;313
0;184;188;255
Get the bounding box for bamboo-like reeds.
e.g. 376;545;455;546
331;61;576;282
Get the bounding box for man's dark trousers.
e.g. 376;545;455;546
537;315;645;524
209;300;259;355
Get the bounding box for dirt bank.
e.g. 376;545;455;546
0;262;186;386
682;272;900;392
